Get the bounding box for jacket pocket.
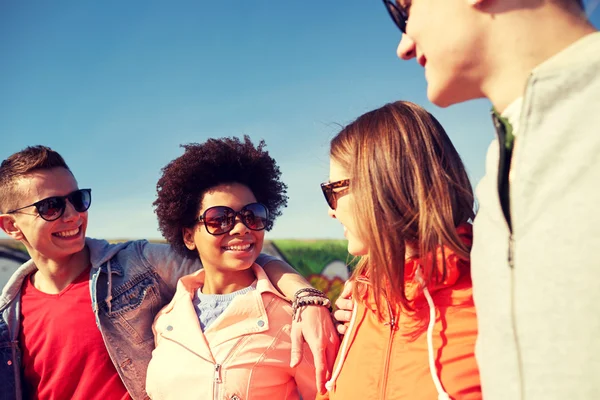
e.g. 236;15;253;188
100;274;161;344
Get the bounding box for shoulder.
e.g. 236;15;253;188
0;259;37;310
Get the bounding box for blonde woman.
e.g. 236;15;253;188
321;101;481;399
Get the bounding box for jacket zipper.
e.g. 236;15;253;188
212;335;248;400
492;102;524;398
213;364;222;400
380;296;397;400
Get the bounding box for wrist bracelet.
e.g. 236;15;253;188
292;294;332;320
293;287;327;302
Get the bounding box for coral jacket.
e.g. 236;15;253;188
146;263;316;400
323;224;481;400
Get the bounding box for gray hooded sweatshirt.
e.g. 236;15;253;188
472;31;600;399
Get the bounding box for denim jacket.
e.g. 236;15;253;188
0;238;276;400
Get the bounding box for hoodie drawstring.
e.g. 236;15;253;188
416;266;451;400
325;298;359;393
105;259;113;314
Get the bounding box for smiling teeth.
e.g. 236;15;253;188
224;244;252;251
56;228;79;237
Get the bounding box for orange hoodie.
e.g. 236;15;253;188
323;224;481;400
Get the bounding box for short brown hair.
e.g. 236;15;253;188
0;145;71;213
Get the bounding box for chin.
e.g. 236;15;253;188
427;78;483;108
347;242;368;257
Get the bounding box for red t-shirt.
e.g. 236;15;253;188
19;266;131;400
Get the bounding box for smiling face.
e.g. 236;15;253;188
395;0;487;106
327;159;368;256
183;183;264;289
4;167;88;262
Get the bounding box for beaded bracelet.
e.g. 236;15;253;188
291;288;332;320
293;287;327;303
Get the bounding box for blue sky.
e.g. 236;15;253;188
1;1;599;241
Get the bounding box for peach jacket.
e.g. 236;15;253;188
145;264;316;400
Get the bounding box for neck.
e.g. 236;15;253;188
201;264;256;295
481;4;596;112
29;246;90;294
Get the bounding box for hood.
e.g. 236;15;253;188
403;223;472;304
0;237;136;310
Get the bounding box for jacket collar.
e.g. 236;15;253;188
156;263;287;354
531;31;600;77
0;237;130;310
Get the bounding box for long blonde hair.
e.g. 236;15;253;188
330;101;474;313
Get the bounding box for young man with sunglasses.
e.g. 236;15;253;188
373;0;600;398
0;145;338;400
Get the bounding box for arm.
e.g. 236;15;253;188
141;241;202;292
260;257;340;395
260;256;312;299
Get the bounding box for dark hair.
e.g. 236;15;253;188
153;136;288;259
0;146;71;213
330;101;474;313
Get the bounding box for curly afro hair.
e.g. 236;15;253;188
153;136;288;259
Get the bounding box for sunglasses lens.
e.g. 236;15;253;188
321;184;336;210
201;203;268;235
37;197;66;221
241;203;268;231
69;189;92;212
203;206;235;235
386;1;407;33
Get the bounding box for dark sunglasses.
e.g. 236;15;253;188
6;189;92;222
198;202;269;236
320;179;350;210
382;0;408;33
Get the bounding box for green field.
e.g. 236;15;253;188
271;239;353;277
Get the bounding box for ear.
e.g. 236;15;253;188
0;214;25;240
182;227;197;251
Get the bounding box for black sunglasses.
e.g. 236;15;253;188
6;189;92;222
320;179;350;210
382;0;409;33
198;202;269;236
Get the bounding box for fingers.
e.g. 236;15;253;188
290;318;304;368
311;345;328;394
333;307;352;323
336;323;348;335
334;297;353;313
326;331;339;375
339;280;353;299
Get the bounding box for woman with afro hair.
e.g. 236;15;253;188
146;136;322;400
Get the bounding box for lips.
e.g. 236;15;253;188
222;243;254;252
53;226;81;238
417;54;427;67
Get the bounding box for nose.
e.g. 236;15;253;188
62;201;82;222
328;207;336;219
397;34;416;60
229;216;250;235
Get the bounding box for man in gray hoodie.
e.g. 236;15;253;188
378;0;600;398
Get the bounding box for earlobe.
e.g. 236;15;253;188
182;228;196;251
0;214;24;240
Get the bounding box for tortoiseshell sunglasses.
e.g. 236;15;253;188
320;179;350;210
